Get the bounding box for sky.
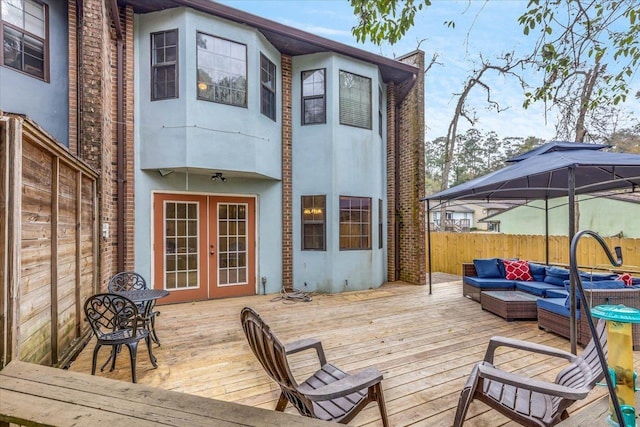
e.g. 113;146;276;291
220;0;639;141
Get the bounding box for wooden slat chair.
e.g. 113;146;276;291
108;271;162;345
453;318;607;427
240;307;389;426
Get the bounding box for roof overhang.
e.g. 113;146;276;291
116;0;418;84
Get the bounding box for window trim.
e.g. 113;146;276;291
338;70;372;130
150;29;179;101
196;31;248;108
301;195;326;251
0;0;49;81
339;195;372;251
260;53;276;121
301;68;326;125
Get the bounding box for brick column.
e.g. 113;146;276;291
281;55;293;290
122;6;135;271
78;0;116;288
386;82;397;281
67;0;78;155
396;51;426;285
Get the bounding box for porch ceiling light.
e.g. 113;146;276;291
211;172;227;182
158;169;174;177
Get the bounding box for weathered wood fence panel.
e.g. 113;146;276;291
0;115;98;369
427;232;640;275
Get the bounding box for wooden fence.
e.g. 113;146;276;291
1;114;98;369
427;232;640;275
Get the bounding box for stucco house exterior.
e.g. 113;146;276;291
1;0;426;309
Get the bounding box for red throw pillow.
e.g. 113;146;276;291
618;273;633;286
503;259;533;281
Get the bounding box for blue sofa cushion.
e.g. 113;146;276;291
564;279;626;309
537;297;580;319
464;276;515;290
546;288;569;299
529;262;547;282
544;266;570;286
473;258;502;278
514;281;561;297
580;272;619;281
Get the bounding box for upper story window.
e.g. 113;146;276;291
151;29;178;100
1;0;47;80
260;53;276;121
301;195;326;251
196;32;247;107
302;69;325;125
339;70;371;129
339;196;371;250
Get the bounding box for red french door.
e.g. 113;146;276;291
153;193;255;303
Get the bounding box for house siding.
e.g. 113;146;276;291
0;1;69;145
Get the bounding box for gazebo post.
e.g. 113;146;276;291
427;199;432;295
545;198;549;265
568;167;577;354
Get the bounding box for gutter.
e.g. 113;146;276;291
393;74;417;280
109;0;126;272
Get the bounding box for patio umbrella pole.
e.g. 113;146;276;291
568;167;577;354
427;199;432;294
570;230;625;426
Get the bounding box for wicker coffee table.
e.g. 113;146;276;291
480;291;539;321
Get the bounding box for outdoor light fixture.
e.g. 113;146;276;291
198;82;207;91
157;169;174;177
211;172;227;182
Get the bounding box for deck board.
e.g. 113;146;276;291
67;279;639;426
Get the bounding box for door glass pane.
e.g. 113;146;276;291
218;203;249;286
164;201;199;290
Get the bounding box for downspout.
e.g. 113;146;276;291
109;0;125;272
394;74;417;280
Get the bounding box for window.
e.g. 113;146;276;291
339;70;371;129
302;195;325;251
151;29;178;100
1;0;47;80
339;196;371;250
378;87;383;137
164;201;199;290
260;53;276;120
302;69;325;124
196;32;247;107
378;198;383;249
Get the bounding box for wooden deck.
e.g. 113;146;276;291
67;279;639;426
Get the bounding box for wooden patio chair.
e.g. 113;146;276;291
453;318;607;427
108;271;162;345
84;293;157;383
240;307;389;426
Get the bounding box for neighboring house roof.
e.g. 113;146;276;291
115;0;418;83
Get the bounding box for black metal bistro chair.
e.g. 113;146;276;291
84;293;157;383
108;271;163;345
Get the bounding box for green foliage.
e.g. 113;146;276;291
519;0;640;109
425;131;545;190
351;0;432;45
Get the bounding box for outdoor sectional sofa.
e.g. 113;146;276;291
463;258;640;349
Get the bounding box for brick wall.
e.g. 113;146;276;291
281;55;293;290
78;0;116;290
123;6;135;271
67;1;77;155
386;82;397;281
394;51;426;285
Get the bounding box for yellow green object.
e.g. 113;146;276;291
591;304;640;427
